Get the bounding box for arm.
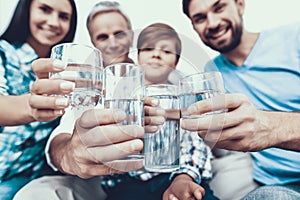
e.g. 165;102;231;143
0;58;72;125
181;93;300;151
265;111;300;150
0;90;70;126
0;94;35;125
0;48;34;125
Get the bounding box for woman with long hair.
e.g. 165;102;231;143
0;0;77;199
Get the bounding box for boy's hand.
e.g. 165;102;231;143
163;174;205;200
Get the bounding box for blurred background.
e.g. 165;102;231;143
1;0;299;74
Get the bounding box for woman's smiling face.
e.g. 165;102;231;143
27;0;72;47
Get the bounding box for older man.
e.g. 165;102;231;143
86;1;134;66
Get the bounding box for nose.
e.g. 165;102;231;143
47;13;60;27
108;36;118;48
152;49;161;58
207;13;220;29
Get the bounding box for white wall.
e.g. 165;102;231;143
1;0;300;74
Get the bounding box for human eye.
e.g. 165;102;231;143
39;5;51;13
214;3;226;13
114;31;127;39
59;13;70;21
192;14;206;24
140;47;154;52
163;49;172;54
96;34;109;41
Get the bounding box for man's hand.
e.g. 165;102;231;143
181;93;278;152
50;108;144;178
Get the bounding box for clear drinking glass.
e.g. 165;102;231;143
103;63;144;161
50;43;103;113
179;71;226;118
144;84;180;172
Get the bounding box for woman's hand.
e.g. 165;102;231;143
29;58;74;121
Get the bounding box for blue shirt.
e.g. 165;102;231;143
0;40;60;182
206;22;300;185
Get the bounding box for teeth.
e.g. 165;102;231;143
211;27;228;39
44;29;58;36
214;29;226;38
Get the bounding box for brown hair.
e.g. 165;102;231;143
182;0;192;18
137;23;182;64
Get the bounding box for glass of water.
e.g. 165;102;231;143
103;63;144;161
144;84;180;172
179;71;226;118
50;43;103;114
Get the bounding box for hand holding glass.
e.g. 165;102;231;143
179;71;226;118
144;84;180;172
103;63;144;161
50;43;103;113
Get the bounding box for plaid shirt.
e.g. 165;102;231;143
101;130;212;189
0;40;60;182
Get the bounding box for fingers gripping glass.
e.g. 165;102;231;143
50;43;103;114
103;63;145;161
144;84;180;172
179;71;226;118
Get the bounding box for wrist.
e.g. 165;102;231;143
26;93;37;122
49;134;72;174
267;111;300;150
170;166;202;184
173;173;193;182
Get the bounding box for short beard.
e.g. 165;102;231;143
206;21;243;53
